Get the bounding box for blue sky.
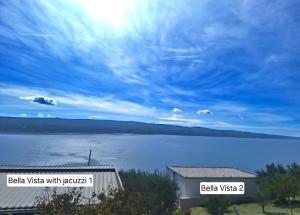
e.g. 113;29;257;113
0;0;300;136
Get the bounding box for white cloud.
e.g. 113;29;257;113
247;113;292;122
38;113;45;118
20;113;29;117
19;96;57;105
171;108;182;113
88;115;106;119
0;84;297;136
213;102;248;113
197;109;212;115
37;113;55;118
47;114;55;118
0;84;157;117
160;55;204;62
147;45;203;54
158;114;202;125
54;94;156;117
18;33;55;37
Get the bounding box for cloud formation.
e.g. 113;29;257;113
171;108;182;113
19;96;57;105
19;113;29;118
38;113;55;118
88;116;106;120
1;85;157;117
0;1;299;136
197;109;212;115
158;114;202;126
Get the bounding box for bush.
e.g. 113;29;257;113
173;209;191;215
35;187;147;215
200;195;232;215
35;188;83;215
35;169;178;215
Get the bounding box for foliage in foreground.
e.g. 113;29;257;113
256;162;300;214
119;169;179;215
35;169;181;215
35;187;147;215
35;163;300;215
190;201;300;215
200;195;232;215
198;163;300;215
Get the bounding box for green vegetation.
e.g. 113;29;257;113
35;169;182;215
119;169;179;215
199;195;232;215
35;187;147;215
256;163;300;214
197;163;300;215
191;202;300;215
34;163;300;215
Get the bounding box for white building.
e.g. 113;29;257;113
0;165;123;214
167;166;258;210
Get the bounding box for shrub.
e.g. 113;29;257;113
35;187;148;215
173;209;191;215
35;169;178;215
201;195;232;215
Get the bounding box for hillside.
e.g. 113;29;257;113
0;117;296;139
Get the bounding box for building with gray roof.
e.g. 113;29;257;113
0;165;123;214
167;166;258;210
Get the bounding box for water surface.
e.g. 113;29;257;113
0;134;299;172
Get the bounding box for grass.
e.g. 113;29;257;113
190;202;300;215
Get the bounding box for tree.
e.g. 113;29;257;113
119;169;178;215
257;163;285;204
255;189;271;213
256;163;300;207
275;174;299;214
287;162;300;180
256;176;272;213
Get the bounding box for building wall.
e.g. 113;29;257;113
179;177;258;210
167;168;186;197
167;168;259;210
184;177;258;198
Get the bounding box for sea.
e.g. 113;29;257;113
0;134;299;173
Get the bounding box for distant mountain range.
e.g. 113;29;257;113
0;117;297;139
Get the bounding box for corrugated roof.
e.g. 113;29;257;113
0;165;114;172
0;165;123;212
168;166;256;178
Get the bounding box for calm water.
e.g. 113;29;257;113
0;134;299;172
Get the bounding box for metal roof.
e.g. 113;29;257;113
0;165;114;172
0;165;123;213
167;166;256;178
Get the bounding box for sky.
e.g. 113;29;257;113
0;0;300;136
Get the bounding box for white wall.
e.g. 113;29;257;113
167;169;258;199
167;168;186;197
184;177;258;198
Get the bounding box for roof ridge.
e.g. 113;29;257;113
169;166;242;169
0;165;116;172
167;166;256;177
0;164;112;168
